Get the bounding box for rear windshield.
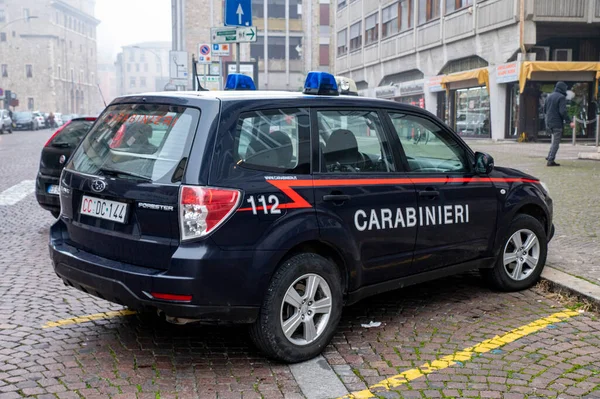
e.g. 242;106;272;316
50;120;95;147
69;104;200;183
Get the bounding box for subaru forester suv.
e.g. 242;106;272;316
50;72;554;363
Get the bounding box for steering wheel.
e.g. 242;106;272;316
329;162;358;173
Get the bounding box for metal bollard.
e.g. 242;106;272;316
572;116;577;146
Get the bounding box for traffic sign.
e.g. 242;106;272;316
211;27;239;44
197;44;212;64
225;0;252;27
236;26;257;43
169;51;189;84
212;43;231;57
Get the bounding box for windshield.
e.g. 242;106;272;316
68;104;200;183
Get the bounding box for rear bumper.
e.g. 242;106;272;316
49;220;279;323
36;173;60;212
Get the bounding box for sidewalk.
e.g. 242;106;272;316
471;141;600;305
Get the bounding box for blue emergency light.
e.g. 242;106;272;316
303;72;339;96
225;74;256;91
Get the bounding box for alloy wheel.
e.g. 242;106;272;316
503;229;541;281
280;273;333;346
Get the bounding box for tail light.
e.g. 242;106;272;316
44;121;72;147
179;186;241;241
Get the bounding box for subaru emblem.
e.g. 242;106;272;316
91;179;106;193
59;155;66;164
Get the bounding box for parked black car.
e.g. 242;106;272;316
36;117;97;217
13;112;36;130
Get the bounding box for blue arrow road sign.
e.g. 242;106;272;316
225;0;252;27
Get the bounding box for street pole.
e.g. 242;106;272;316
219;57;224;90
236;43;241;73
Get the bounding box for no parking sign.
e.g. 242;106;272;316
197;43;212;64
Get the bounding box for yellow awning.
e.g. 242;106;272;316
519;61;600;94
441;68;489;93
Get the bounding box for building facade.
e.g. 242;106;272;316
335;0;600;141
0;0;101;114
179;0;332;91
114;42;171;97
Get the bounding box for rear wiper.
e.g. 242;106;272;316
98;168;152;182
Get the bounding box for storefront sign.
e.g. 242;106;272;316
427;76;445;92
375;85;399;99
398;79;425;96
496;62;520;84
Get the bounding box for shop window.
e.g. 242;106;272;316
365;13;378;45
418;0;440;25
349;21;362;51
446;0;472;14
389;112;469;173
337;29;347;56
454;87;490;137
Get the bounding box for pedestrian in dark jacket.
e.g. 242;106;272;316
544;82;574;167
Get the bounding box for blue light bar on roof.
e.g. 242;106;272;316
225;74;256;91
303;72;339;96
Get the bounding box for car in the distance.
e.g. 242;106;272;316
33;111;46;130
0;110;13;134
36;117;97;218
13;112;36;130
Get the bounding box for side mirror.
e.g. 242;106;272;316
474;152;494;175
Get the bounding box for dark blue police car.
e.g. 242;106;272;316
50;72;554;363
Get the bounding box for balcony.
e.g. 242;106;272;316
529;0;589;22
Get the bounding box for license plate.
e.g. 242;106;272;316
47;185;60;195
80;195;128;223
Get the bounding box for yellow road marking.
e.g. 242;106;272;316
42;309;136;329
341;310;580;399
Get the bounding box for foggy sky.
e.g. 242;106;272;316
95;0;172;64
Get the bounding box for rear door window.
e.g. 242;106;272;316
69;104;200;183
234;108;311;174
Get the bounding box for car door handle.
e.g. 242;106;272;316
323;194;351;202
419;190;440;198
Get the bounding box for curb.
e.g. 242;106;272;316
541;267;600;312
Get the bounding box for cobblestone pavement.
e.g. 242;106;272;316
471;142;600;286
0;131;599;399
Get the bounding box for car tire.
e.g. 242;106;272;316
249;253;343;363
482;214;547;292
51;210;60;219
